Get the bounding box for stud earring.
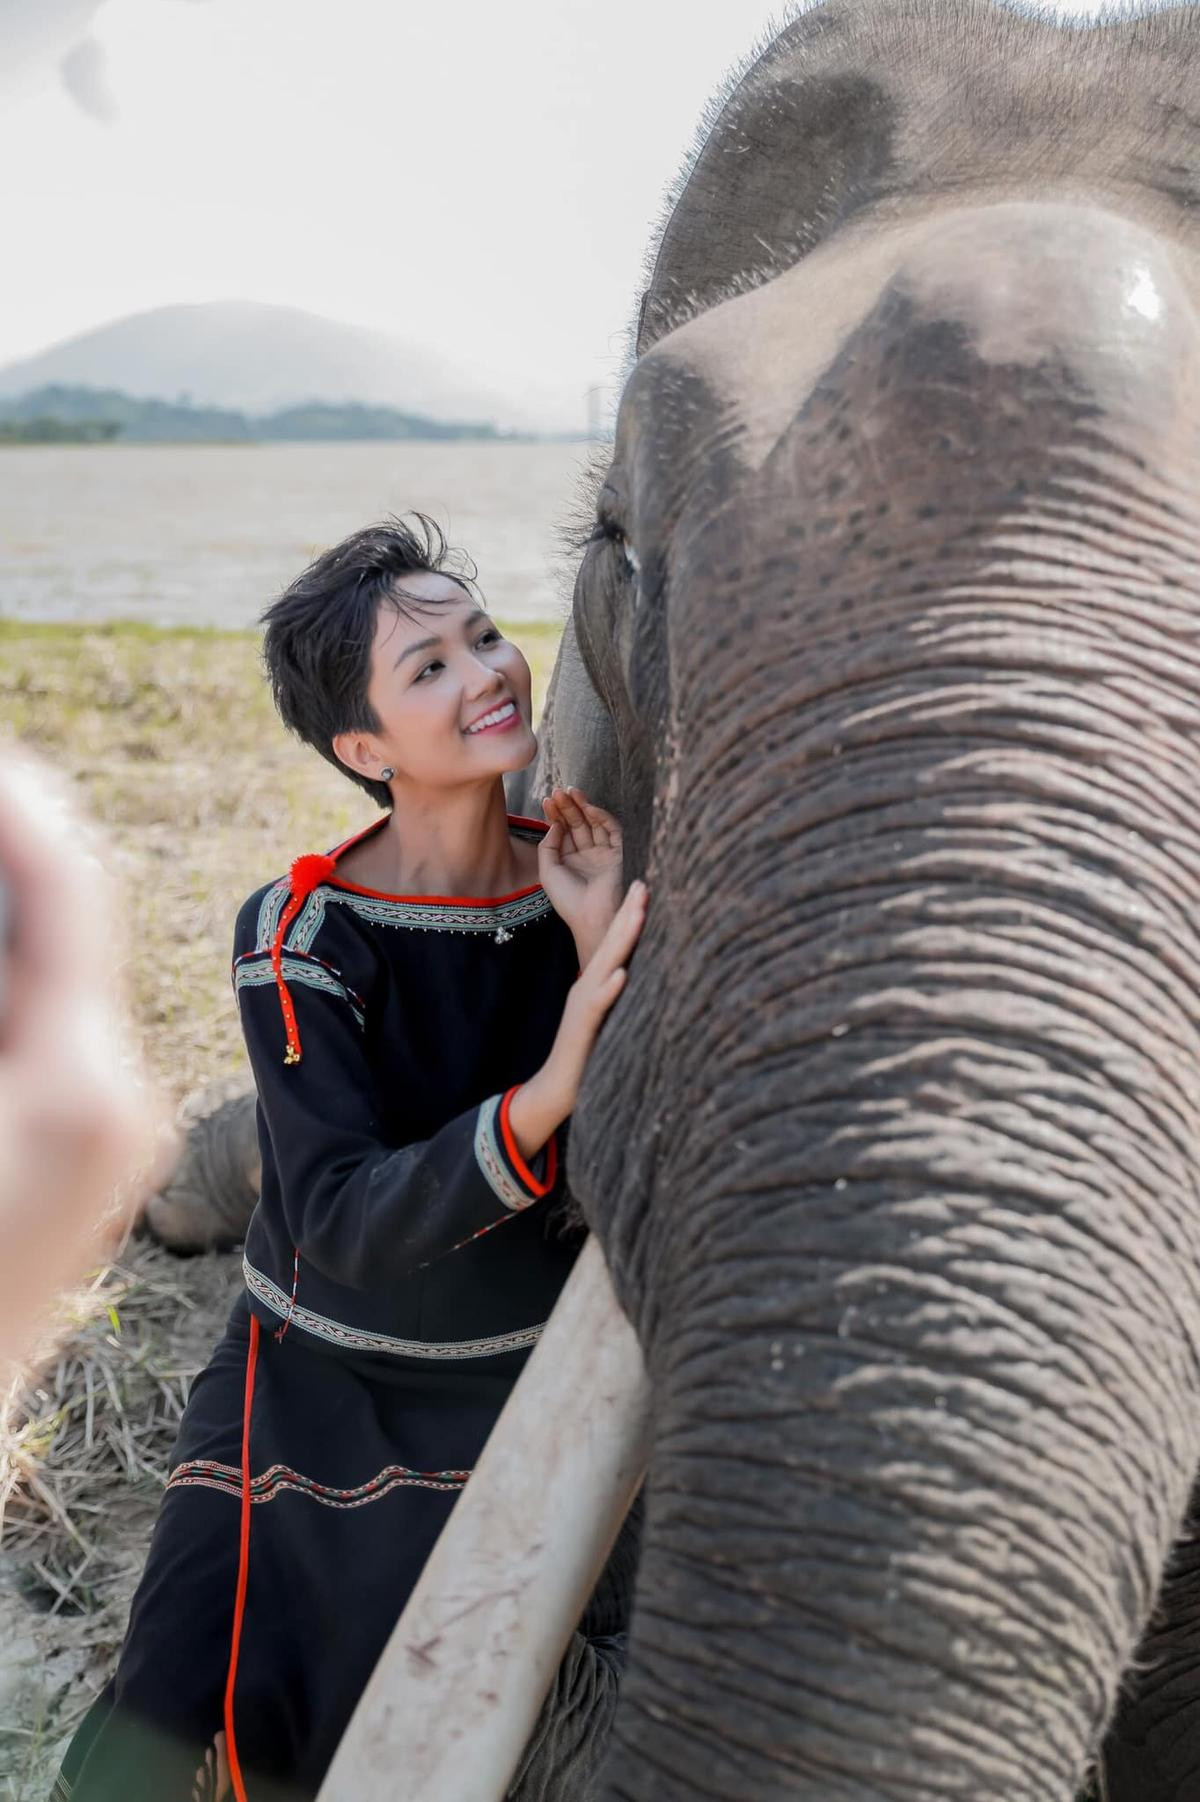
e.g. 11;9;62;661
380;766;395;781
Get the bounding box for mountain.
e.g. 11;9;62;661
0;385;520;444
0;301;538;430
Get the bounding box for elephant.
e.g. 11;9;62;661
502;2;1200;1798
151;1;1200;1795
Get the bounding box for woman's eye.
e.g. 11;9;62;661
415;632;498;680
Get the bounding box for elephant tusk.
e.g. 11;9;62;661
317;1235;650;1802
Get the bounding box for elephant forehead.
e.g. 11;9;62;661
631;200;1200;473
638;0;1200;358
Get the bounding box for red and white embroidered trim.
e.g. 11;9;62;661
168;1457;471;1508
273;1246;300;1344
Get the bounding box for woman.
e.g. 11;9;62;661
55;515;647;1801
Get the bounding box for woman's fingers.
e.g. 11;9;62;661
566;786;608;847
569;788;621;848
589;881;648;980
542;786;625;857
541;797;573;858
598;966;627;1007
552;786;595;850
541;792;580;855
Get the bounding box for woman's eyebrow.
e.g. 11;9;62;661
394;609;488;668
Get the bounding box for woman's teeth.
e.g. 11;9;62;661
466;701;516;734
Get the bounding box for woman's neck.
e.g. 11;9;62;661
362;780;533;898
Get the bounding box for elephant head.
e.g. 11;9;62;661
514;2;1200;1797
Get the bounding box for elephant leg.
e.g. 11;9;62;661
506;1631;627;1802
1100;1473;1200;1801
142;1087;260;1251
506;1497;642;1801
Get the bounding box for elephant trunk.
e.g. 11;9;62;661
576;207;1200;1798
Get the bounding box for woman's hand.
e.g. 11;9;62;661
538;786;624;969
506;879;648;1162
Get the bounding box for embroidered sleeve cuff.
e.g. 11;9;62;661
474;1090;558;1211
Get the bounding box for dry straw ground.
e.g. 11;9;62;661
0;618;562;1800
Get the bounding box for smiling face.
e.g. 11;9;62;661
331;570;537;794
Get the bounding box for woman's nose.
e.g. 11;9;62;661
466;659;504;693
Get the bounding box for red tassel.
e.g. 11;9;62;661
288;852;337;901
272;853;337;1065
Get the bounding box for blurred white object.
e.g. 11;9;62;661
0;0;210;119
0;748;170;1369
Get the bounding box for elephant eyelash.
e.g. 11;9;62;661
557;517;616;555
587;520;642;584
557;446;615;554
563;506;643;602
580;518;622;549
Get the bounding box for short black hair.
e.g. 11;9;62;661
261;512;479;809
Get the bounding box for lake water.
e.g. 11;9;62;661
0;440;602;628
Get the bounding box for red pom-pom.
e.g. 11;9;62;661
289;853;337;901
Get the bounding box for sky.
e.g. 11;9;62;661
0;0;797;428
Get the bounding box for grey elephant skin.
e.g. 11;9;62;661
514;1;1200;1798
153;1;1200;1795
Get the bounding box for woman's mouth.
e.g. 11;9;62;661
464;699;520;736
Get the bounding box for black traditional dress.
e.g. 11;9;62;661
55;812;633;1802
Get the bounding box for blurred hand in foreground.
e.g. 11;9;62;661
0;750;172;1371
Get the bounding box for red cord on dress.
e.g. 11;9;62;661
273;1246;300;1343
271;854;337;1065
224;1313;260;1802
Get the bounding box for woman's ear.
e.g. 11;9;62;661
331;730;381;780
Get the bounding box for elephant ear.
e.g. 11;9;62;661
636;9;899;355
505;609;622;818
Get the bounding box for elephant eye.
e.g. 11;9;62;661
586;516;641;608
622;540;643;617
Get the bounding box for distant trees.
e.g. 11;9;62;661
0;385;251;442
0;414;121;444
0;385;529;444
263;401;505;441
